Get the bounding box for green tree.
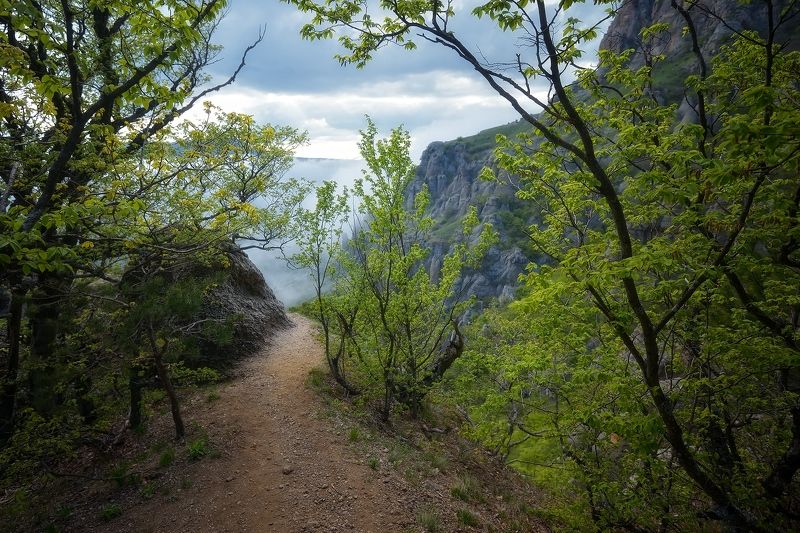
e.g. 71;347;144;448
291;180;358;393
299;119;494;419
0;0;262;439
105;106;307;440
290;0;800;528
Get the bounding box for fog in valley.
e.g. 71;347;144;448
246;157;364;307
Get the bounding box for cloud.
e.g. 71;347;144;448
189;70;522;159
198;0;607;302
200;0;607;158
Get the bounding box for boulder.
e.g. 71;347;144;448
197;248;291;369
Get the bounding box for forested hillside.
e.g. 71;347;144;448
293;0;800;529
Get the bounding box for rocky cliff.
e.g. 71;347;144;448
408;0;795;304
406;140;538;304
198;248;291;369
600;0;781;60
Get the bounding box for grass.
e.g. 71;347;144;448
431;213;463;242
444;120;534;156
348;427;361;442
158;447;175;468
306;367;327;391
387;443;411;467
186;436;211;461
55;505;73;520
423;449;448;473
450;474;485;503
457;509;480;527
110;463;140;488
416;507;440;532
99;503;122;522
367;457;379;470
140;483;157;499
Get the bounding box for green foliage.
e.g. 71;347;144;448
0;0;309;489
110;463;140;488
295;119;495;419
448;20;800;533
99;503;123;522
186;436;211;461
444;120;533;156
169;364;221;387
0;408;81;480
291;0;800;527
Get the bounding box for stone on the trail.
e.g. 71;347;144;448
282;465;294;475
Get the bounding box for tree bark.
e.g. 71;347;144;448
0;291;24;441
148;328;184;441
27;275;67;416
128;367;144;430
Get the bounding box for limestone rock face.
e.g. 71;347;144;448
407;1;795;304
406;141;538;303
600;0;795;67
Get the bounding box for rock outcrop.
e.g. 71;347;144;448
198;248;291;369
600;0;794;63
121;245;290;371
406;140;536;304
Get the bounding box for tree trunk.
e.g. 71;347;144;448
154;350;185;441
422;320;464;388
328;312;359;395
27;276;67;416
148;328;184;441
128;368;144;430
0;291;24;441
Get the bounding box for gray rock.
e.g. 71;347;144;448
198;247;290;368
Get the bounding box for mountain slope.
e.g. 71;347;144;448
408;0;796;303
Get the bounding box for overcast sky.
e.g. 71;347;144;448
194;0;607;160
202;0;607;304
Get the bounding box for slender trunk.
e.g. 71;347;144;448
421;320;464;388
128;367;144;430
154;351;184;441
75;373;96;425
0;291;24;441
28;276;66;416
327;313;359;395
148;328;184;440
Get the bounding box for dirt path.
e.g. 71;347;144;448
110;314;415;532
